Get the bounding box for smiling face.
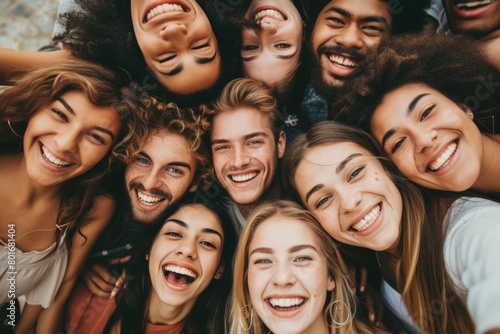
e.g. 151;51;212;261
370;83;484;192
23;91;121;187
211;107;286;205
310;0;390;88
443;0;500;39
241;0;303;90
130;0;221;95
247;216;334;334
293;142;402;252
148;203;224;311
125;129;197;224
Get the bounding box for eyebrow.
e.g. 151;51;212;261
165;218;223;239
138;152;192;170
57;97;115;140
249;244;317;257
211;131;269;146
380;93;430;148
159;52;218;76
304;153;362;203
289;244;317;253
326;6;389;27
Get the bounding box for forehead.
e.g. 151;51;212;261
302;142;372;167
211;107;274;140
163;204;222;233
143;129;196;162
319;0;391;21
251;216;319;248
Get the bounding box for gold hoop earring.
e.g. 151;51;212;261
238;305;254;331
329;300;351;327
7;119;23;138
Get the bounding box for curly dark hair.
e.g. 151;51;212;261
53;0;235;107
329;33;500;129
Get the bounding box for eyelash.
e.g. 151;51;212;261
52;109;68;122
421;105;435;121
348;166;365;181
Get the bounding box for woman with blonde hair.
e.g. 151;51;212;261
229;200;380;334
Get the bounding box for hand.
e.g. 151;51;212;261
81;256;130;298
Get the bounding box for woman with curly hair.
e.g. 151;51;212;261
0;59;148;333
229;200;383;334
329;33;500;195
283;121;500;334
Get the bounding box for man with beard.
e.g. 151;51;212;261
302;0;429;124
206;78;286;234
64;98;212;332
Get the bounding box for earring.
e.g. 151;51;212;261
328;300;351;327
468;111;474;119
145;254;149;261
238;305;254;331
7;119;23;138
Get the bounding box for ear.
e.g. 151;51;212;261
277;130;286;159
189;181;199;193
214;264;224;280
458;103;474;120
327;276;336;292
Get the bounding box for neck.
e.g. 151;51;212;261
474;134;500;192
236;177;281;219
146;291;194;326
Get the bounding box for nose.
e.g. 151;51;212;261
160;23;188;40
272;263;296;287
414;129;438;154
142;169;163;190
260;20;277;34
333;24;364;49
230;147;251;169
176;238;198;260
54;129;79;153
339;188;362;214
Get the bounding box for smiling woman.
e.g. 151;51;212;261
0;59;148;332
104;200;237;334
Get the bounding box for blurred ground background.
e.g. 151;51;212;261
0;0;59;50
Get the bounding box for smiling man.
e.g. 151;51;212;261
207;78;286;233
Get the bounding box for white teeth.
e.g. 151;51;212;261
269;298;304;308
428;142;457;171
163;264;197;278
137;191;164;205
456;0;494;9
146;3;184;22
351;205;381;232
230;172;257;182
254;9;285;22
328;54;357;67
41;145;73;167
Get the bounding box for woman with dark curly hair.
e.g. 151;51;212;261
329;33;500;195
0;59;148;332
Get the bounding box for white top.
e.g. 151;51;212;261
382;197;500;333
1;232;68;308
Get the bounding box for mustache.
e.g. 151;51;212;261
317;45;365;62
129;181;172;202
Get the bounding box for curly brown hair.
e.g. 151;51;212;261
126;97;214;191
329;33;499;129
0;59;149;247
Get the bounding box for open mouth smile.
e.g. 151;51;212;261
327;54;358;68
41;144;75;168
454;0;496;10
350;204;381;232
253;8;286;23
268;297;305;311
229;172;258;183
137;190;165;206
163;264;198;286
145;2;188;23
427;140;458;172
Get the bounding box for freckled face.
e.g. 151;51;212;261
293;142;402;252
247;216;334;334
371;83;483;191
23;91;121;187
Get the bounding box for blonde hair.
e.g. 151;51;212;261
228;200;374;334
203;78;284;140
